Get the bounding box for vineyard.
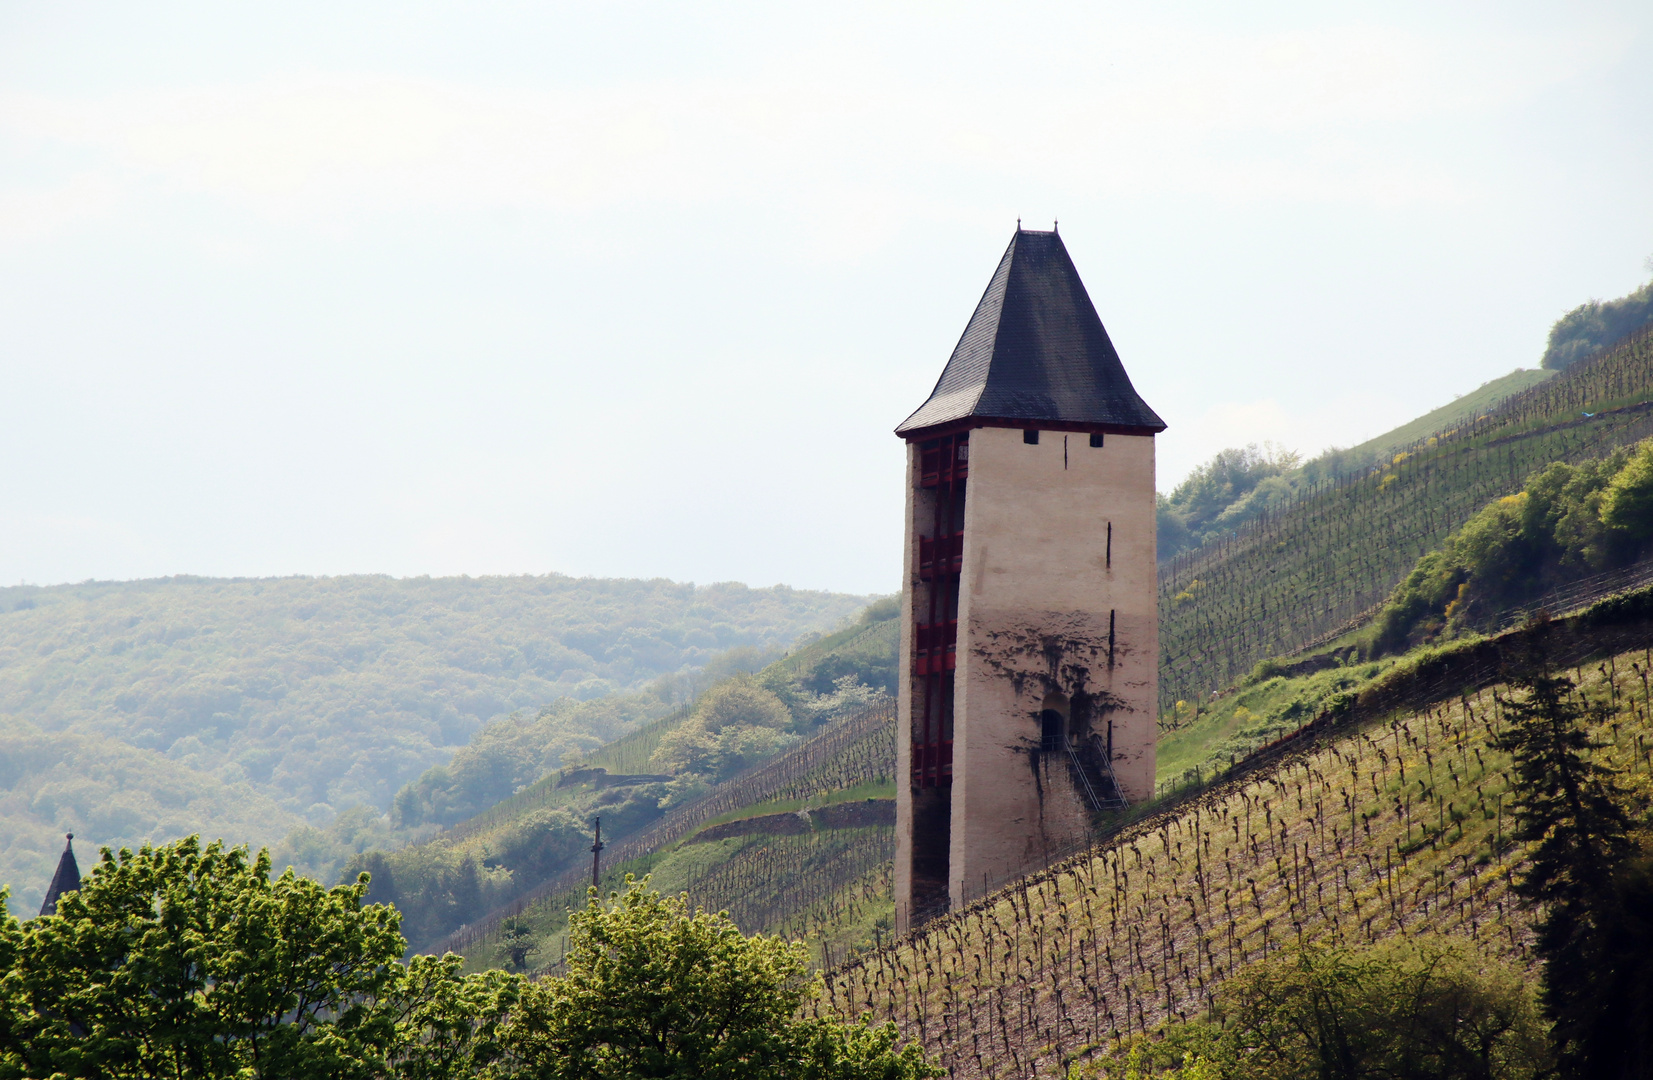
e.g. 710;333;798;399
336;597;901;951
439;696;898;962
377;325;1653;1068
813;593;1653;1078
1159;325;1653;711
437;431;1653;980
517;826;897;978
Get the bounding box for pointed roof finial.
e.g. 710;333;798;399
1016;217;1021;230
1053;219;1058;233
39;833;81;917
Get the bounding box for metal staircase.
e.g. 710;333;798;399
1064;735;1129;814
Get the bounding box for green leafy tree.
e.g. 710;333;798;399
1366;444;1647;653
1599;439;1653;539
1493;671;1635;1076
1219;941;1547;1080
500;877;941;1080
499;916;539;973
381;956;522;1080
0;836;520;1080
1157;443;1304;558
1541;276;1653;370
1112;939;1548;1080
649;678;798;780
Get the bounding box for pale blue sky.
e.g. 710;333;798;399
2;2;1649;595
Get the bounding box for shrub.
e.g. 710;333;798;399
1208;939;1549;1080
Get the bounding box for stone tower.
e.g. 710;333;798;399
894;227;1165;926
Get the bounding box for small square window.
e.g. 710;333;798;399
1023;429;1039;445
1089;433;1105;448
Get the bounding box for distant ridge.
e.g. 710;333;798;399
0;573;870;916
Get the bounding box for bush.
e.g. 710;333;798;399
1369;442;1650;654
1215;939;1549;1079
1103;939;1550;1080
1244;658;1284;685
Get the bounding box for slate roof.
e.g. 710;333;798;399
38;833;81;917
896;228;1166;437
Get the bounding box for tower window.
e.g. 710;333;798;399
1090;433;1105;448
1023;429;1039;445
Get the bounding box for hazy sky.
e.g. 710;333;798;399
3;2;1650;596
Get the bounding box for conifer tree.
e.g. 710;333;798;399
1493;670;1634;1075
1576;857;1653;1079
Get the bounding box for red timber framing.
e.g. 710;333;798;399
912;431;967;788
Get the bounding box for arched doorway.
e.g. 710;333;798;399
1039;692;1069;752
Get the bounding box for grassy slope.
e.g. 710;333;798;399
1152;656;1401;784
818;602;1653;1079
1158;327;1653;711
1327;368;1554;471
0;574;870;915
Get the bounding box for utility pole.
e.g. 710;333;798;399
590;816;604;890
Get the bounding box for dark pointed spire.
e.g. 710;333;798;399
38;833;81;917
896;227;1165;437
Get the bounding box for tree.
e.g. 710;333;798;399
0;836;520;1080
1146;939;1549;1080
649;677;798;780
1599;440;1653;539
1570;855;1653;1079
499;916;540;973
1541;278;1653;370
1492;670;1635;1076
500;877;941;1080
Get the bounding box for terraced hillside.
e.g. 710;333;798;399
349;602;902;953
813;591;1653;1078
444;696;898;971
439;429;1653;979
1159;325;1653;711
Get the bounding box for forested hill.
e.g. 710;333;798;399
0;574;871;915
